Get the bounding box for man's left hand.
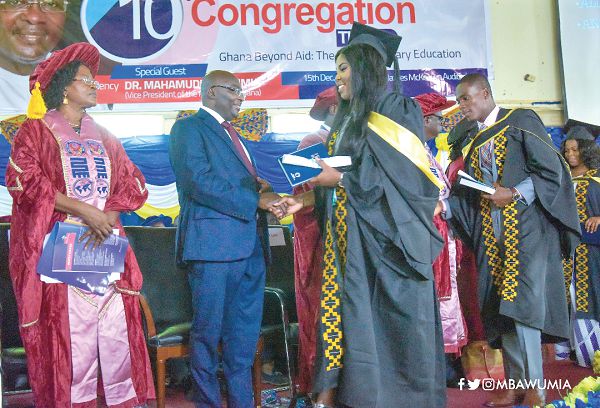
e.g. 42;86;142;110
481;183;513;207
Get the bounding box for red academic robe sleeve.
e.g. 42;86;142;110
5;119;65;327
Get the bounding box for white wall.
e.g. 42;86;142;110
488;0;564;126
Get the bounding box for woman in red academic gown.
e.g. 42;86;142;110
5;43;154;408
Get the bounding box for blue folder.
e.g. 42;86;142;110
278;143;329;187
37;222;129;294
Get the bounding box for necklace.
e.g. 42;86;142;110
66;117;82;127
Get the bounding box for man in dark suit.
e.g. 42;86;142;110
169;70;281;407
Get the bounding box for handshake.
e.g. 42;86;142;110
256;177;305;220
259;193;304;220
256;159;343;219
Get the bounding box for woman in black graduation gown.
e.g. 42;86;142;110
561;125;600;367
275;23;446;408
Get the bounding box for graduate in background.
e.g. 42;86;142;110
560;121;600;368
274;23;446;408
447;73;580;407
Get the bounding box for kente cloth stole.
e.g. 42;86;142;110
562;257;573;307
320;131;347;371
570;169;598;313
469;126;520;302
44;110;112;222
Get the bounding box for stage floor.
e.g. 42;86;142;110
3;360;594;407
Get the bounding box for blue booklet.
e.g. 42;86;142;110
278;143;329;187
37;222;128;294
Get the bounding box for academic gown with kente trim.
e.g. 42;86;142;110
312;93;447;407
571;168;600;321
5;115;155;407
448;108;581;347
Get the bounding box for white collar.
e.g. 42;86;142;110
479;105;500;129
200;104;226;124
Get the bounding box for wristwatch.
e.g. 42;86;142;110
337;172;345;188
510;187;522;202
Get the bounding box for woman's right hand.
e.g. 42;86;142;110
272;195;305;218
55;192;114;249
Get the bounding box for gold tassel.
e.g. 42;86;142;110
63;94;68;105
27;82;47;119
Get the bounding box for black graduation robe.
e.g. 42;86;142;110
571;169;600;321
312;93;447;407
448;108;581;347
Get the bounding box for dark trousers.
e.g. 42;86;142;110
188;237;265;408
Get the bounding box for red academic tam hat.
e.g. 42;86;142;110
29;42;100;92
309;86;338;121
414;92;456;117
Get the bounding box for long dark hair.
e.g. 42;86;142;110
561;137;600;170
330;44;388;156
43;61;83;110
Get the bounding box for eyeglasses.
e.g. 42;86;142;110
0;0;68;12
211;84;245;97
74;77;99;89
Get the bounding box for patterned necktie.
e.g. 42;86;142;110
478;123;494;172
222;121;257;176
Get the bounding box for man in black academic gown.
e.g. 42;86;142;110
446;73;580;407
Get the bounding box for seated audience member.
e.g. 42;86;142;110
141;214;174;227
559;121;600;368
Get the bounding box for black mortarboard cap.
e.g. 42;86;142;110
348;22;402;67
564;119;600;141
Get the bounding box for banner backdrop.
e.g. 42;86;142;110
0;0;490;113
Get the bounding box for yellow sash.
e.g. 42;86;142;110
367;111;443;190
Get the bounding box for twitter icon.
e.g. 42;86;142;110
457;378;481;390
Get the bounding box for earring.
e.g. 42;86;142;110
63;93;68;105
